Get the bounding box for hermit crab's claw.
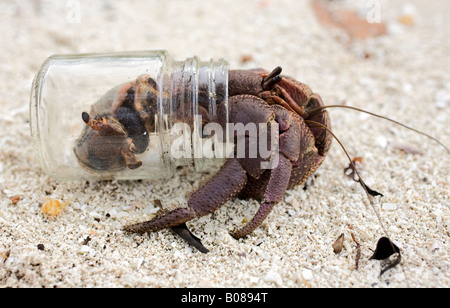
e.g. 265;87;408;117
82;112;124;136
82;111;102;131
77;112;142;171
121;138;142;169
82;111;127;137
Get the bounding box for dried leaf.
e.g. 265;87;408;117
332;233;345;254
370;237;401;277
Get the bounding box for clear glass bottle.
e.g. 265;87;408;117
30;51;229;181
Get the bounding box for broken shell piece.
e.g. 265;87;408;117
332;233;345;254
41;198;70;216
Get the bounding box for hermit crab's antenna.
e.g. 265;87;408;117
304;120;389;235
304;119;403;278
306;105;450;154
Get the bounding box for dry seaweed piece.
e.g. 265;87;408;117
351;232;361;270
343;157;383;197
171;223;209;253
370;237;400;259
332;233;344;254
370;237;401;277
344;157;363;181
82;236;92;245
358;179;383;197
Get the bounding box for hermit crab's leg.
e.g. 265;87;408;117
124;158;247;233
304;93;332;156
230;105;304;238
171;223;210;253
276;77;312;110
120;138;142;170
231;153;292;239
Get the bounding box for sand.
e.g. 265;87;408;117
0;0;449;288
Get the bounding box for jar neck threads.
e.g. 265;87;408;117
161;57;229;172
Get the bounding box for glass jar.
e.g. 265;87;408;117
30;51;229;181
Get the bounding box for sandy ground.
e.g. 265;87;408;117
0;0;449;288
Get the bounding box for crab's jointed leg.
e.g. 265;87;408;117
231;153;292;239
124;158;248;233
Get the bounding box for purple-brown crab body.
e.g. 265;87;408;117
118;67;333;243
74;67;332;251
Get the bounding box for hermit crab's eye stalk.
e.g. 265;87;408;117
262;66;283;90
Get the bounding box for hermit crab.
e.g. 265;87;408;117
75;66;448;253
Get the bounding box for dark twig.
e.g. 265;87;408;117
351;232;361;270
